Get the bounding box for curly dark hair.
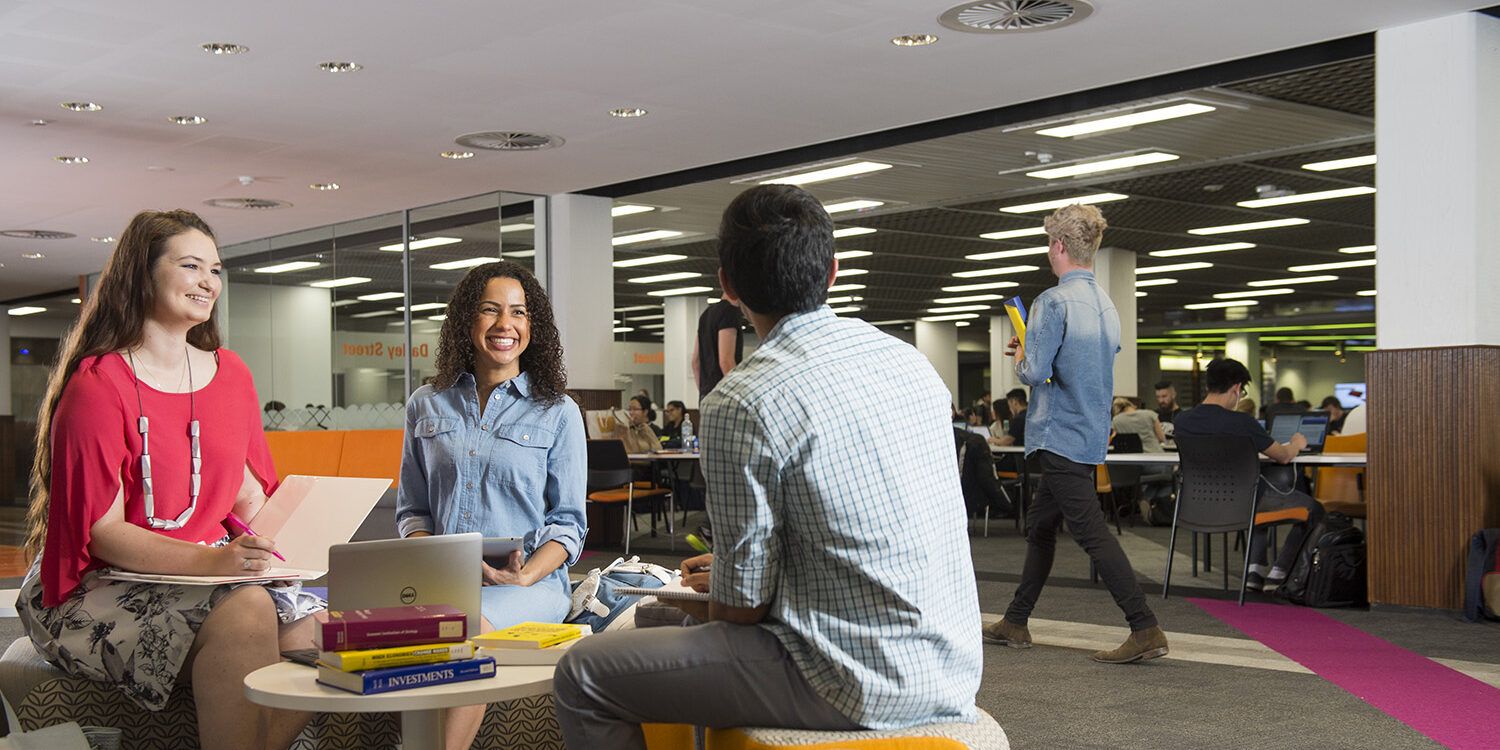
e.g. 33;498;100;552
429;261;567;404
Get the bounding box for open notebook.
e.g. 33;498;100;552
102;474;391;585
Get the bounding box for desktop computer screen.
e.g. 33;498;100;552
1334;382;1367;409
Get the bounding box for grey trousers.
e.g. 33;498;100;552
553;621;859;749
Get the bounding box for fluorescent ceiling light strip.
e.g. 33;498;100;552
933;294;1004;304
639;323;667;329
1135;291;1147;297
1246;275;1339;287
614;305;659;312
965;246;1048;261
648;286;714;297
834;250;872;260
625;314;665;321
430;257;496;270
1188;218;1309;235
828;306;862;314
1356;290;1376;297
1134;278;1178;287
254;261;319;274
999;193;1127;214
828;283;865;292
504;249;536;258
351;310;397;318
1036;103;1216;138
1137;262;1211;275
611;204;655;217
1149;242;1254;258
398;302;447;312
921;313;980;322
1167;322;1375;335
825;296;862;305
1213;288;1294;299
1185;300;1259;310
979;226;1047;240
836;268;869;277
378;236;461;252
629;271;700;284
832;227;877;238
613;327;634;333
952;264;1039;279
1236;186;1375;208
869;319;913;326
500;223;534;233
954;322;971;327
1339;245;1376;254
613;230;684;246
1302;154;1376;172
358;291;404;301
763;161;892;186
331;299;359;308
822;199;884;214
1026;152;1179;180
941;281;1018;293
927;304;991;314
309;276;370;288
1286;258;1376;273
7;306;45;316
613;253;687;268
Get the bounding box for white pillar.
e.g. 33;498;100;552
545;194;616;390
664;296;709;408
1376;12;1500;348
1226;333;1261;404
915;321;959;406
1093;247;1138;397
0;310;11;416
989;315;1020;400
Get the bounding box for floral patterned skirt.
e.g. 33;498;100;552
15;554;325;712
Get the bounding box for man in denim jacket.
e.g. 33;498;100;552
983;204;1169;664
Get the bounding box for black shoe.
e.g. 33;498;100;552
1245;572;1265;592
1264;572;1286;590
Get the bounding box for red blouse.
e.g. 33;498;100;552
41;349;278;606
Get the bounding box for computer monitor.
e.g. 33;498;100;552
328;533;483;636
1268;412;1330;453
1334;383;1367;409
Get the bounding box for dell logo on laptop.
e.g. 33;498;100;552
400;586;417;604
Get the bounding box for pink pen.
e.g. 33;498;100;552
223;514;287;561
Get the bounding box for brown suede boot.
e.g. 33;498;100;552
1091;626;1169;664
982;618;1032;649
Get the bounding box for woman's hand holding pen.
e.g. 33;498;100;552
213;534;281;575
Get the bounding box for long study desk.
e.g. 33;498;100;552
989;445;1367;466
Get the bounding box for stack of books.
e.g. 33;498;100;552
474;621;593;666
313;604;496;695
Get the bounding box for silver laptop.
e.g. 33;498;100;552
328;533;483;636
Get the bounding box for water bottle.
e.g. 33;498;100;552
682;415;696;452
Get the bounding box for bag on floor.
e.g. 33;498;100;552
1463;528;1500;622
1280;512;1367;607
567;555;675;632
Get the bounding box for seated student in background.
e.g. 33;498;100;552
1172;358;1324;591
989;387;1028;447
1235;397;1258;416
956;426;1016;520
554;184;983;748
659;400;688;448
397;261;587;749
1111;396;1164;452
1319;396;1347;434
617;394;661;454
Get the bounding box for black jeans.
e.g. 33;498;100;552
1005;450;1159;631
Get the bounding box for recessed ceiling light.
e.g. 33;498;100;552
1149;242;1255;258
309;182;340;191
834;250;872;260
934;294;1005;305
21;252;45;260
1302;154;1376;171
430;257;497;271
952;264;1040;279
350;309;398;319
609;107;648;118
7;307;46;316
836;268;869;277
979;226;1047;240
941;280;1019;292
30;119;51;126
764;162;893;187
1134;278;1178;287
309;276;370;289
822;199;885;214
828;283;866;292
921;313;980;322
357;291;405;301
648;286;715;297
1137;262;1212;275
1338;245;1376;254
1036;102;1216;138
54;156;89;164
379;237;461;252
612;230;684;247
611;204;655;217
318;61;363;73
254;260;319;274
168;115;207;125
891;33;939;46
1213;288;1294;299
1185;300;1258;310
60;102;101;112
927;304;991;314
1236;186;1375;208
1188;218;1309;235
629;271;701;284
202;43;249;55
397;302;448;312
613;254;687;268
833;227;878;239
441;151;475;160
71;298;81;304
966;245;1048;261
1246;275;1339;287
1356;289;1376;297
91;236;116;243
999;193;1128;214
1286;258;1376;273
1025;152;1179;180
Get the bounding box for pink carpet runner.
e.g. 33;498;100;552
1192;599;1500;749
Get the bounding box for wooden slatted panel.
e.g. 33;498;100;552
1367;346;1500;609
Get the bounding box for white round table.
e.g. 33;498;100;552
244;661;554;750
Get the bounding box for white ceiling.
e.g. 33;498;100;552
0;0;1489;300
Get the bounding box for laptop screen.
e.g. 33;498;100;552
1269;412;1329;450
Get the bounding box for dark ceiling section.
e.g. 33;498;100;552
1224;57;1374;118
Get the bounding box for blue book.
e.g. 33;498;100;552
316;656;496;695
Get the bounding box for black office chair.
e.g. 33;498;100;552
1165;435;1263;605
585;439;671;554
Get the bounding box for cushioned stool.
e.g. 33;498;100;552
649;709;1008;750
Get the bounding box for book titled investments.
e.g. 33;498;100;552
316;656;496;695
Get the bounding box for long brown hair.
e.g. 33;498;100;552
429;262;567;405
24;210;221;560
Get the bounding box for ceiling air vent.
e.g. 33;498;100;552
939;0;1093;33
0;229;76;240
454;131;564;152
203;197;293;210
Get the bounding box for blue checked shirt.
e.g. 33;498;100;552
702;307;982;729
1017;269;1120;465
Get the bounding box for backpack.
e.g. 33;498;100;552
566;556;675;632
1280;512;1367;607
1464;529;1500;622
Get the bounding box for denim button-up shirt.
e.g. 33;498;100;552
1017;269;1120;465
396;371;587;581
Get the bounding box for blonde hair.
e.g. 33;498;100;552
1044;204;1108;265
1112;396;1133;416
1235;397;1257;415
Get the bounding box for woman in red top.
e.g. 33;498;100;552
18;210;322;749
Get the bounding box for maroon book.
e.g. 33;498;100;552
314;605;468;652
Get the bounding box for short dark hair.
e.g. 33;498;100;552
1205;358;1252;394
1275;387;1294;402
629;395;657;422
717;185;835;316
1319;396;1342;410
1154;380;1174;391
1006;387;1028;405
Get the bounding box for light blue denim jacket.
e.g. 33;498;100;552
396;371;587;583
1017;269;1120;465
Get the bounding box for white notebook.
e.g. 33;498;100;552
617;583;711;602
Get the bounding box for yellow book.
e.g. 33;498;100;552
1004;296;1028;355
472;622;590;650
318;642;474;672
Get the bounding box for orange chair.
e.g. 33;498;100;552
336;429;404;485
585;440;670;554
1315;433;1367;518
264;431;345;482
